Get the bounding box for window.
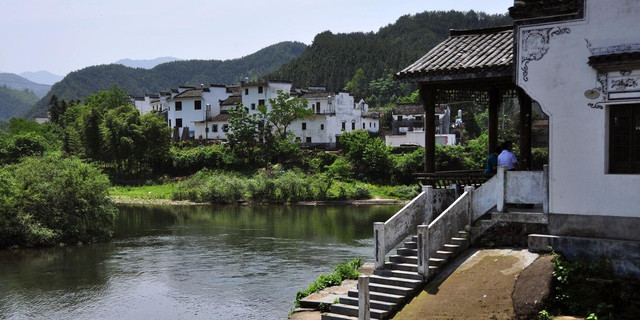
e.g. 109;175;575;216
306;137;312;143
251;103;256;110
245;88;249;95
176;118;183;128
258;86;263;93
363;123;366;129
609;104;640;173
320;124;324;130
169;119;172;127
351;122;355;130
223;124;229;132
195;100;202;110
369;122;372;128
302;122;307;130
212;124;218;132
316;102;321;113
258;99;265;106
175;101;182;111
416;116;423;121
342;121;346;131
397;115;403;121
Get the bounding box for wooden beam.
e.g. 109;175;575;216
488;88;500;155
420;83;436;173
517;87;532;170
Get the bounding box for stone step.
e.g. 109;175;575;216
428;257;447;266
348;289;405;304
384;261;418;272
450;237;468;243
329;303;389;319
458;230;469;238
389;255;417;264
368;282;414;296
321;313;357;320
339;296;397;311
411;235;418;242
443;243;463;253
396;247;417;256
369;275;422;289
434;250;455;259
374;269;423;281
403;241;417;249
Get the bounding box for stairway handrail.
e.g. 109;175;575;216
374;189;427;269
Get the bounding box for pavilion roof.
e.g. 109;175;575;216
396;26;513;84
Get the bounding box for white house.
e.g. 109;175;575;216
289;91;380;148
511;0;640;250
166;84;231;140
385;103;455;147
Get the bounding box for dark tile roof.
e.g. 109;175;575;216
211;113;232;122
220;95;241;106
173;89;202;99
509;0;584;22
396;26;513;83
301;91;334;98
588;52;640;71
363;111;381;119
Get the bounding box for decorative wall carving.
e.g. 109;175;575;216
521;27;571;82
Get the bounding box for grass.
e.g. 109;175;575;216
295;258;363;307
110;182;178;201
108;174;419;203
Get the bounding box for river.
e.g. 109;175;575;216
0;204;400;320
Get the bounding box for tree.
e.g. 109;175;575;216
226;105;266;170
344;67;368;99
339;130;391;183
0;155;117;248
260;91;311;140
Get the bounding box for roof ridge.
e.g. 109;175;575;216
449;25;513;37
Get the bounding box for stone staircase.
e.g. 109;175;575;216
322;231;469;320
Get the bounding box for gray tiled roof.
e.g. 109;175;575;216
211;113;232;122
173;89;202;99
301;91;334;99
220;95;241;106
392;103;448;115
396;26;513;83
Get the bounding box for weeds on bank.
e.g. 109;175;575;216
542;252;636;320
294;258;363;308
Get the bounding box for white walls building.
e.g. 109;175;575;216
166;85;231;140
289;91;380;148
512;0;640;240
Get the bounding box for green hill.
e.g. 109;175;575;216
0;73;51;99
26;41;307;118
268;10;512;92
0;85;39;121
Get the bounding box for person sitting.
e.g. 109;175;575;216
484;146;503;175
497;141;519;171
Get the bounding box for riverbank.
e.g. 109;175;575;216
111;195;407;206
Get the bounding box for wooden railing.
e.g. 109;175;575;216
414;170;489;189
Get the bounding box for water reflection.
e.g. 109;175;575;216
0;204;399;320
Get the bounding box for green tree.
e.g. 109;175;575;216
0;155;117;248
227;104;266;170
344;67;368;99
100;104;142;174
261;91;311;140
339;130;391;183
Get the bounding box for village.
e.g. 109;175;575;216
1;0;640;320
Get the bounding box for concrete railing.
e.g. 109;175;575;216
417;186;474;277
374;186;457;270
374;190;426;269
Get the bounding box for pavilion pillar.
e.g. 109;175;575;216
488;88;500;155
517;87;532;170
419;83;436;174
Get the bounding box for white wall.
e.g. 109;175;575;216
385;132;456;147
516;0;640;217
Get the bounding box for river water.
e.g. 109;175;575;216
0;204;399;320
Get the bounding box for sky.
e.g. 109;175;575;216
1;0;513;76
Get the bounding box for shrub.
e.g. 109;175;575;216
295;258;362;307
275;170;312;202
532;147;549;170
202;173;246;204
0;155;116;248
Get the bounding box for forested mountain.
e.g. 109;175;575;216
0;85;39;121
0;73;51;98
115;57;180;69
26;41;307;118
268;10;512;93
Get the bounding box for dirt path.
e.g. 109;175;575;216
394;248;539;320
